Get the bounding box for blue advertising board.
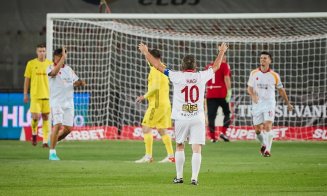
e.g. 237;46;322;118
0;93;89;140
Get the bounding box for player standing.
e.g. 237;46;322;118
247;52;293;157
24;43;52;147
205;55;232;142
135;49;175;163
47;48;86;160
138;42;228;185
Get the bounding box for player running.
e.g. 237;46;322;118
138;42;228;185
24;43;52;147
135;49;175;163
47;47;86;160
247;51;293;157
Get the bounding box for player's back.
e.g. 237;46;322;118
167;68;214;120
147;66;170;106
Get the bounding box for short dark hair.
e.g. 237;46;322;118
149;49;161;59
260;51;272;60
181;55;196;70
37;43;46;48
53;48;66;57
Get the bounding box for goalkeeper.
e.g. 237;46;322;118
135;49;175;163
205;55;232;142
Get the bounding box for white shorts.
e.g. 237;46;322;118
51;106;74;126
252;103;275;126
174;117;206;145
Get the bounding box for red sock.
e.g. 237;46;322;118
209;132;216;140
221;127;227;135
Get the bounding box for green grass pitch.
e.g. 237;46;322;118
0;140;326;195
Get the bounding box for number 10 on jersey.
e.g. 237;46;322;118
181;85;199;103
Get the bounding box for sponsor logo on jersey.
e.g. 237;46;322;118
182;103;198;113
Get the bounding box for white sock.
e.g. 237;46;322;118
191;153;202;181
49;149;56;155
266;131;274;152
263;131;268;146
175;151;185;179
256;132;265;146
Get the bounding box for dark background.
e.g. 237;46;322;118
0;0;326;91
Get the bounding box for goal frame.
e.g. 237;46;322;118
46;12;327;60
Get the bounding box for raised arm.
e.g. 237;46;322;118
138;43;165;73
48;47;67;77
212;43;228;73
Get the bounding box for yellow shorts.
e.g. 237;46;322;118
30;99;50;114
142;106;172;129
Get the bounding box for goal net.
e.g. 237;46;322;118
47;13;327;140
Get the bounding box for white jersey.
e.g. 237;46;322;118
247;67;283;104
47;65;79;108
165;68;214;120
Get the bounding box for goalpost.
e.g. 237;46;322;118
46;13;327;140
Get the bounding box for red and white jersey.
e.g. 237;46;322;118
247;67;283;103
47;65;79;108
165;68;214;120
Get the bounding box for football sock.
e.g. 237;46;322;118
42;120;49;144
221;127;227;135
266;131;274;152
144;133;153;157
161;134;174;157
209;132;215;140
31;119;38;135
191;153;202;181
49;149;56;154
175;151;185;179
256;131;265;146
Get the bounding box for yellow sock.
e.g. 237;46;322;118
143;133;153;157
31;119;38;135
161;134;174;156
42;120;49;143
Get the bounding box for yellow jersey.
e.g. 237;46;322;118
24;58;52;99
144;63;170;107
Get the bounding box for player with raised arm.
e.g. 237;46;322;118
135;49;175;163
47;48;86;160
138;42;228;185
24;43;52;147
247;52;293;157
